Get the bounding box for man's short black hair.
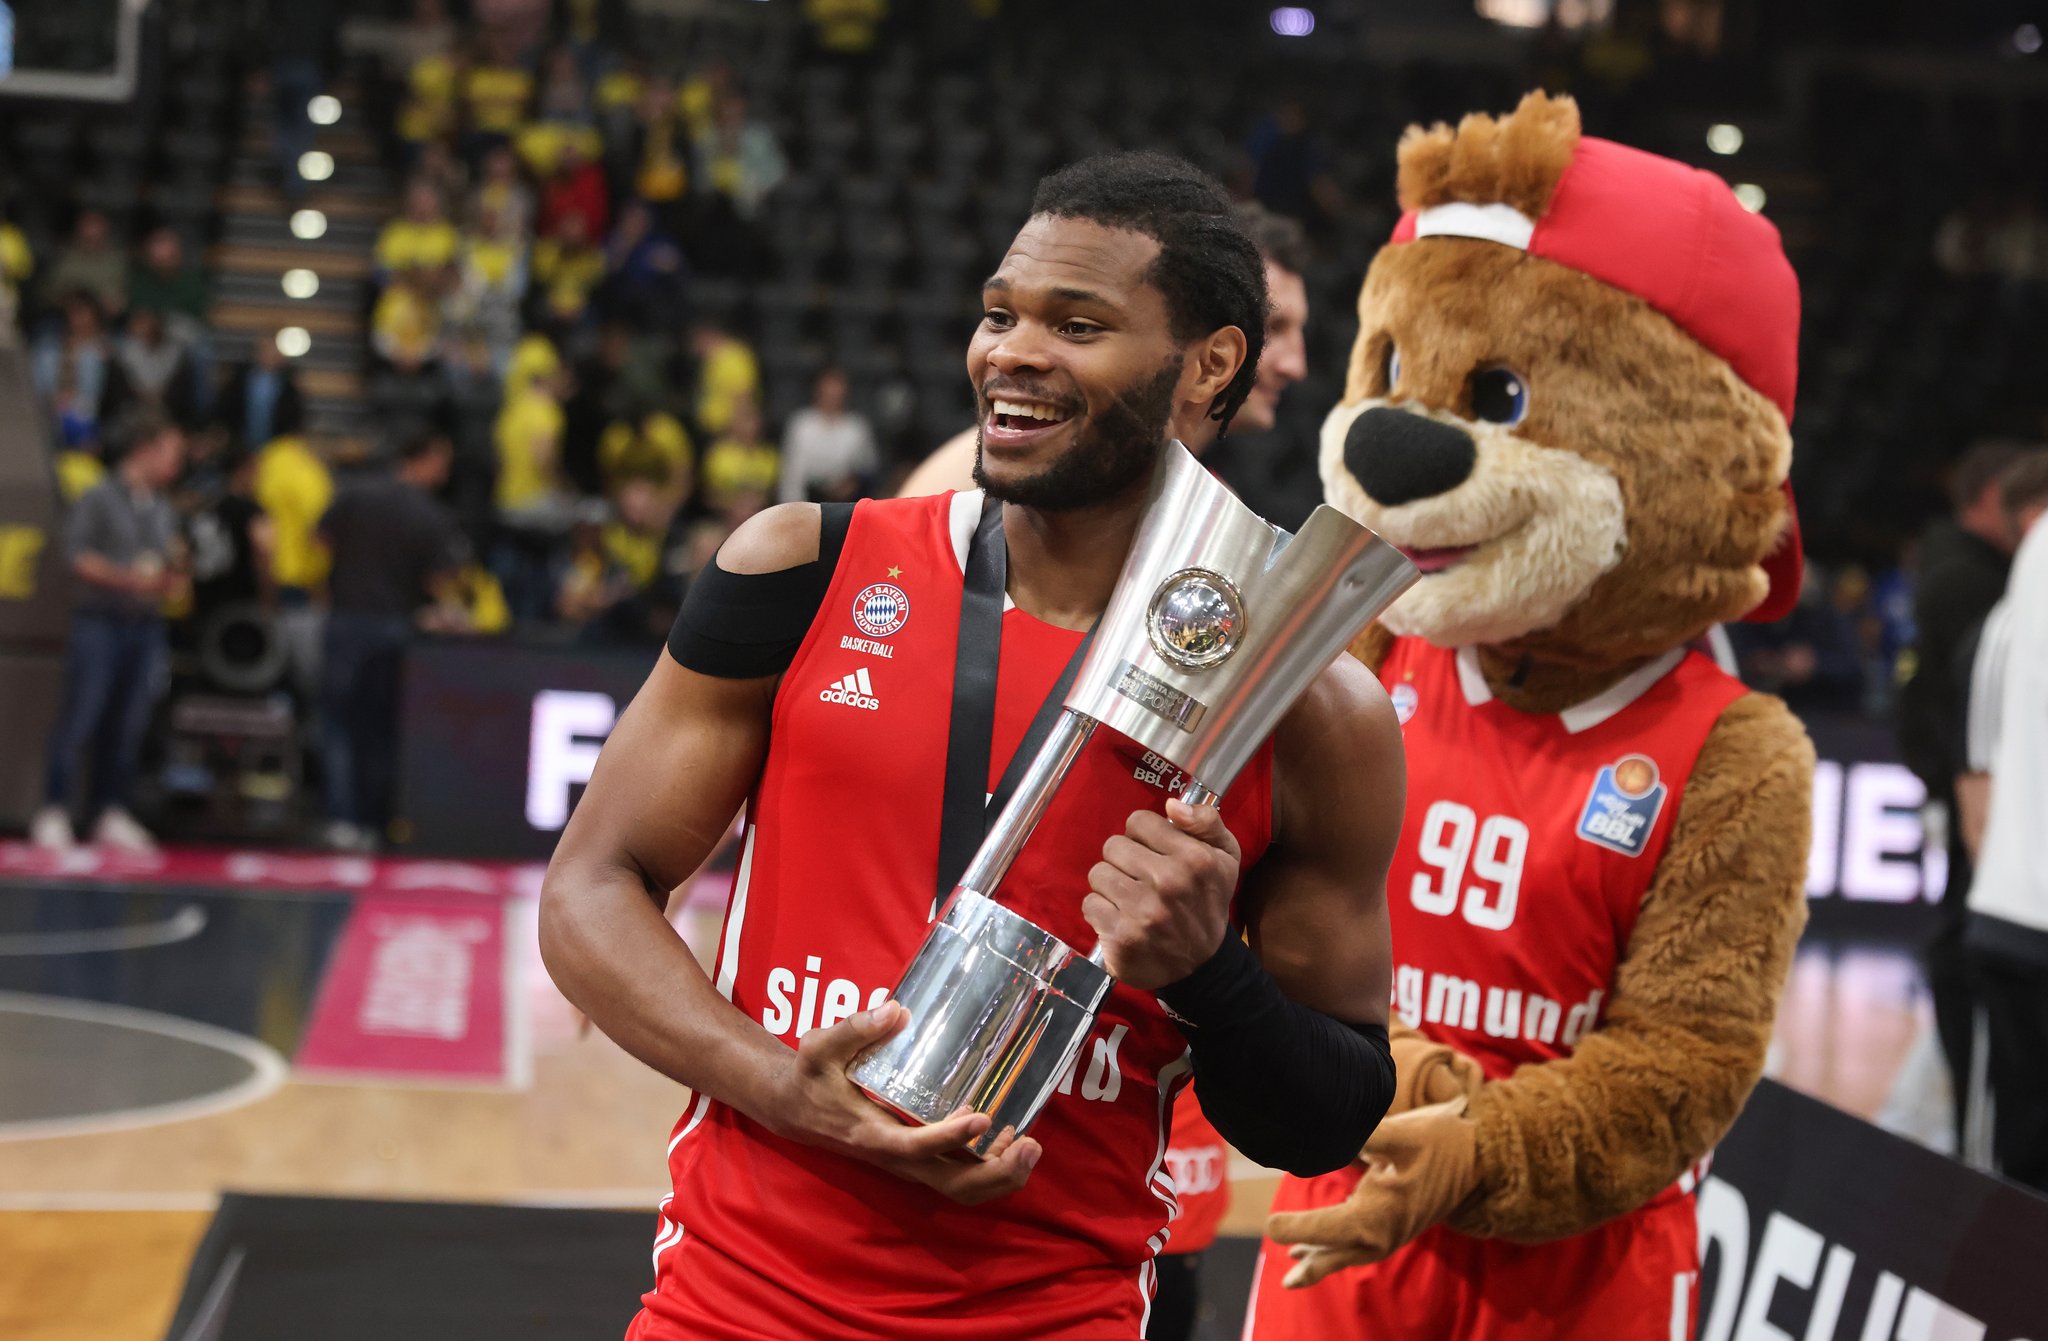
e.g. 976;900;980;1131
1232;200;1310;277
1030;151;1268;435
1998;449;2048;520
1951;439;2028;512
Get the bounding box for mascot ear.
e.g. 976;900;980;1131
1396;92;1581;219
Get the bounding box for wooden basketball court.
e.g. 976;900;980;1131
0;861;1926;1341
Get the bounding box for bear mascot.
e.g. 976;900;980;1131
1245;92;1816;1340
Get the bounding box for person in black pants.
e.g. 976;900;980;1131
1896;440;2027;1153
32;413;187;854
315;433;468;850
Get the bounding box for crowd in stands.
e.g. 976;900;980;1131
349;0;905;644
12;0;2048;853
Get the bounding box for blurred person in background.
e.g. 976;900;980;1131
1957;451;2048;1190
39;209;127;319
1898;438;2031;1152
216;331;306;453
317;432;469;851
396;46;465;167
448;205;529;370
114;307;203;426
702;397;778;512
690;317;760;438
691;92;784;273
692;94;786;222
777;365;876;504
0;206;33;328
598;407;693;505
32;292;129;449
371;265;447;377
128;227;208;326
529;209;606;332
625;76;690;231
538;136;611;243
493;348;575;620
253;426;334;702
469;141;536;238
599;199;687;330
376;179;463;282
185;447;274;635
461;31;536;162
32;413;187;854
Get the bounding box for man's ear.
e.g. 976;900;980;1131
1183;325;1250;419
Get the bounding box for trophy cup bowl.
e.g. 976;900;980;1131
849;443;1417;1156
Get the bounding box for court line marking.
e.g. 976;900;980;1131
0;904;208;956
0;991;289;1143
0;1190;222;1211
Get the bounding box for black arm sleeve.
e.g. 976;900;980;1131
1155;933;1395;1177
665;503;853;677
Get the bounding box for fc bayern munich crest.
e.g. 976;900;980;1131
852;583;910;638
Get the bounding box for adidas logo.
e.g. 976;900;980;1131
819;666;881;711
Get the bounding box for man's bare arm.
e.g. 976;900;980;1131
1247;655;1404;1026
1086;654;1403;1175
539;503;1041;1204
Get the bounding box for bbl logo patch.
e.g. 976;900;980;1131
851;583;909;638
1390;682;1418;725
1576;753;1667;857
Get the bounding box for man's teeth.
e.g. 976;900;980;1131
991;399;1064;422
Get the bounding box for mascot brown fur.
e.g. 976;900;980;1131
1246;93;1816;1339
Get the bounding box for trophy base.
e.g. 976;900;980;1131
848;890;1113;1158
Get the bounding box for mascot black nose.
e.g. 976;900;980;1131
1343;407;1478;507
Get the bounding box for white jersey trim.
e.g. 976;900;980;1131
1452;644;1687;734
945;487;1015;611
1137;1051;1194;1334
669;823;761;1156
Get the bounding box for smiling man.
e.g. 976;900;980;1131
540;152;1402;1341
900;200;1313;498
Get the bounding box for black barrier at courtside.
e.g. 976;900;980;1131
1699;1080;2048;1340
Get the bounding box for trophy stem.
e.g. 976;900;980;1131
958;709;1099;898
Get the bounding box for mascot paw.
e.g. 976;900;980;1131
1389;1033;1487;1115
1264;1097;1480;1287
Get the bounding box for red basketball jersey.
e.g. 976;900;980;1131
1375;638;1745;1081
633;492;1274;1341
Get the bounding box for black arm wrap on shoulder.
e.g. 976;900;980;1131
665;504;854;678
1156;933;1395;1177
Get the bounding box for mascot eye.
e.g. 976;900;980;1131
1381;340;1401;395
1469;366;1529;426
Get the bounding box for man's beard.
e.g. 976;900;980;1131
974;357;1181;511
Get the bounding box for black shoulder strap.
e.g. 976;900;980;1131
935;498;1008;899
933;497;1098;902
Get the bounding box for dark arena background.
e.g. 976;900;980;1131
2;1;2046;1338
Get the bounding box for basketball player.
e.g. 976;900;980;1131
540;152;1403;1340
898;201;1312;497
901;210;1317;1341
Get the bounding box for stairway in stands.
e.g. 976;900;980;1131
207;77;392;458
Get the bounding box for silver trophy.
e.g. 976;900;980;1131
849;442;1417;1155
